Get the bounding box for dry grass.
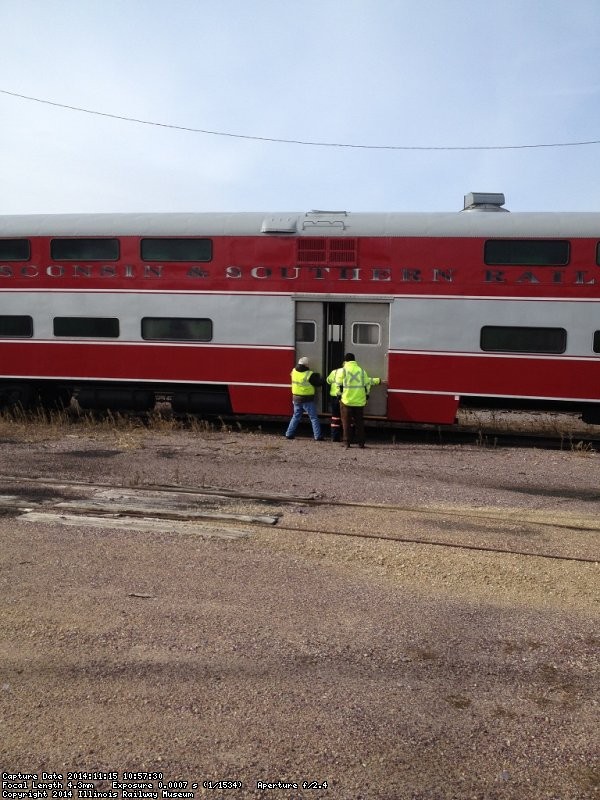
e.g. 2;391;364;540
0;404;230;445
0;403;597;454
458;408;598;452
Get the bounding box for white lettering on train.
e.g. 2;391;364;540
0;264;595;285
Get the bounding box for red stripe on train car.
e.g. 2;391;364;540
0;341;294;385
388;352;600;401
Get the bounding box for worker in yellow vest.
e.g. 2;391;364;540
336;352;381;448
285;356;324;440
326;363;345;441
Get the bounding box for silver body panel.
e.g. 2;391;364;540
1;211;600;238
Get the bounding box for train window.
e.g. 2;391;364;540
140;238;212;262
296;321;316;343
50;239;119;260
141;317;213;341
593;332;600;353
0;315;33;337
484;240;570;266
352;323;380;346
53;317;120;338
0;239;30;260
480;326;566;354
597;243;600;266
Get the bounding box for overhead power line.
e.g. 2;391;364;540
2;87;600;151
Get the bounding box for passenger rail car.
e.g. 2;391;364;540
1;192;600;424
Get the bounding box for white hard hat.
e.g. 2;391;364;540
298;356;309;366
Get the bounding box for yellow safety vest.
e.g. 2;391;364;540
326;367;344;397
291;368;315;397
339;361;369;407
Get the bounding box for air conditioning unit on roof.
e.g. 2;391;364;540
462;192;508;212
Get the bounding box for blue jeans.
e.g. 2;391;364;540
285;398;322;439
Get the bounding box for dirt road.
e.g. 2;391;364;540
0;420;598;799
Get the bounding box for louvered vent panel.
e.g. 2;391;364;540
297;238;357;265
328;238;357;264
297;238;327;264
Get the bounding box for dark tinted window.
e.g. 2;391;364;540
481;326;566;354
51;239;119;260
484;240;570;266
53;317;120;338
141;317;212;341
0;239;30;261
596;243;600;266
295;321;316;343
0;315;33;337
593;331;600;353
141;238;212;262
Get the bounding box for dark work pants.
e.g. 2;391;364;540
340;402;365;446
329;396;341;441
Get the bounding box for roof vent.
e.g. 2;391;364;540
462;192;509;212
261;215;297;234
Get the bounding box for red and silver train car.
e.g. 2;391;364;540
1;192;600;424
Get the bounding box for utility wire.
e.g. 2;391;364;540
2;87;600;151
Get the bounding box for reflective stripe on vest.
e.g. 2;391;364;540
340;363;367;406
291;368;315;396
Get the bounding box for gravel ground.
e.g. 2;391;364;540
0;414;598;800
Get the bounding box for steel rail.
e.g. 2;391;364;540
4;472;600;532
267;523;599;564
2;474;598;565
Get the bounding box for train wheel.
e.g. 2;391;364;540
0;384;36;411
37;387;73;411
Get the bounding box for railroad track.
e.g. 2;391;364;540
4;406;600;451
197;413;600;451
1;474;598;565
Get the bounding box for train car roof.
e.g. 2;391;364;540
1;211;600;238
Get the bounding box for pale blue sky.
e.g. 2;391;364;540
1;0;599;214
